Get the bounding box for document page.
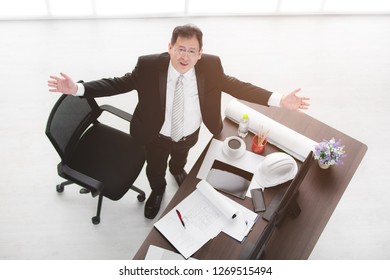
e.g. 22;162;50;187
154;181;233;259
154;180;258;258
145;245;197;260
196;180;239;219
220;195;258;242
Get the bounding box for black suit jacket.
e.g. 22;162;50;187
83;53;272;145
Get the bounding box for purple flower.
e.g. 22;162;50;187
314;138;346;166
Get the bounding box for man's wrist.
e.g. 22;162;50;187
74;83;85;96
268;92;283;107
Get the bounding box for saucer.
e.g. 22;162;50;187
222;136;246;159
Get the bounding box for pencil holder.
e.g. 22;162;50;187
251;135;267;154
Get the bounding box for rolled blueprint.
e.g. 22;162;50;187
197;180;239;219
225;99;317;162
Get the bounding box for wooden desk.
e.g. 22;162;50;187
133;102;367;260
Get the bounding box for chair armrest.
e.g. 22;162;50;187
100;104;133;122
58;163;103;197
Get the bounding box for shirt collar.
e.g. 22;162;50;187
168;61;194;81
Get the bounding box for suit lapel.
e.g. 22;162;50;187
159;71;167;110
195;67;205;109
158;54;170;111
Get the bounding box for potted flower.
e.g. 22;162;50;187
314;138;346;169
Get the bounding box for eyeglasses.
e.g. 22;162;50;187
174;47;200;58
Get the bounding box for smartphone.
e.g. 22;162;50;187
251;188;266;212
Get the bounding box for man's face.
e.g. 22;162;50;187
168;36;202;74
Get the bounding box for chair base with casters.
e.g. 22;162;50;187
56;180;146;225
46;94;146;224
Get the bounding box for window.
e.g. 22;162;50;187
0;0;47;18
0;0;389;20
49;0;93;17
188;0;279;14
95;0;184;16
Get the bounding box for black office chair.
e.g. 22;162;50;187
46;94;146;224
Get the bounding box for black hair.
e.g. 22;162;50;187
171;24;203;50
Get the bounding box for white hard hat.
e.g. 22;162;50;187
254;152;298;188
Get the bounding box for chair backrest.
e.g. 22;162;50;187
46;95;101;162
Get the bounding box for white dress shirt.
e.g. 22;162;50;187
159;62;202;138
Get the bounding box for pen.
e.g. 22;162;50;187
176;209;186;228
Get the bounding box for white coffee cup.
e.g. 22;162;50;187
222;136;246;159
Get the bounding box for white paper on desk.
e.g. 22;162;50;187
225;99;317;162
154;198;211;259
145;245;197;260
197;139;264;181
197;180;239;219
198;180;258;242
154;180;235;259
219;196;258;242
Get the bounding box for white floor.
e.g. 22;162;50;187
0;15;389;260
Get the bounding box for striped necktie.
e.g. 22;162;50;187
171;75;184;142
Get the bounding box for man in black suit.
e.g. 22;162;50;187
48;24;310;219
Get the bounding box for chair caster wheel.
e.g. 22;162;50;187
92;216;100;225
56;184;64;193
80;188;91;194
137;194;146;202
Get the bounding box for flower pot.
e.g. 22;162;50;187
318;161;330;169
251;135;267;154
